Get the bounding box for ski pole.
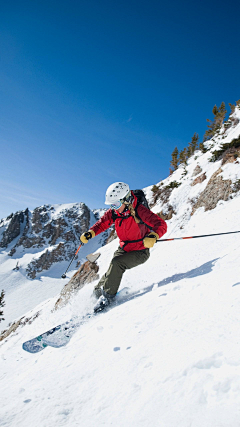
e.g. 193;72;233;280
156;230;240;243
61;243;83;279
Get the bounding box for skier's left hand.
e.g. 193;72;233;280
143;232;159;248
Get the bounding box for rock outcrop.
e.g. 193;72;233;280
0;203;93;278
54;260;99;309
0;209;28;248
191;173;207;186
192;164;203;177
0;311;40;342
191;168;232;214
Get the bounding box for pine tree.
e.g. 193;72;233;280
204;119;215;141
229;103;235;114
0;290;5;322
189;133;199;155
217;102;227;126
212;105;218;116
187;146;191;159
151;185;159;193
170;147;179;171
229;100;240;113
204;102;227;141
179;147;188;165
199;142;207;153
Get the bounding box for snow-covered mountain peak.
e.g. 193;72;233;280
46;202;87;219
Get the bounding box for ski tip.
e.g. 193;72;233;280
22;340;48;353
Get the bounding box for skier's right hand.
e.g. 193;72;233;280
80;230;95;244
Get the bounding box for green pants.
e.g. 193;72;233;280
94;247;150;298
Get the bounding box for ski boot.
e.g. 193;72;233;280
94;288;115;313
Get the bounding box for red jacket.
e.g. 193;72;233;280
91;192;167;252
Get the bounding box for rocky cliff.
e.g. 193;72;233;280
0;203;105;279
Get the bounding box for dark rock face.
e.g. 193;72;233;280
0;203;92;278
0;209;28;248
26;243;66;279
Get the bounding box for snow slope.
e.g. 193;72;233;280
1;107;240;426
1;195;240;427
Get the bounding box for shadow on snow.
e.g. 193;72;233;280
114;258;220;308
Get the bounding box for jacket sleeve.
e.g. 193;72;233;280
138;205;167;238
90;209;114;236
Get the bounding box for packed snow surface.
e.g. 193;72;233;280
1;194;240;427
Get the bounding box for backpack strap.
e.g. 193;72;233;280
111;209;118;222
134;200;152;230
122;238;144;250
111;204;152;230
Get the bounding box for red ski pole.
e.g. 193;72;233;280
157;230;240;243
61;243;83;278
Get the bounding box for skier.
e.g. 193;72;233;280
80;182;167;312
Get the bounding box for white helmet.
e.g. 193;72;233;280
105;182;130;205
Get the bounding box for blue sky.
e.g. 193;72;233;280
0;0;240;219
